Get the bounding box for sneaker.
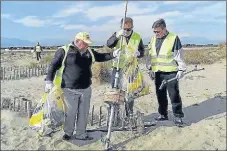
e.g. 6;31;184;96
155;115;168;121
62;134;71;141
174;117;184;127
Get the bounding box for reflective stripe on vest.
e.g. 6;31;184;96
112;32;141;69
149;32;178;72
53;43;95;87
36;46;41;52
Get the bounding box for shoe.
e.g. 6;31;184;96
174;117;184;127
75;135;93;140
155;115;168;121
62;134;71;140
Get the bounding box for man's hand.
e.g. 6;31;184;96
146;64;152;70
116;29;126;39
113;48;121;57
176;70;184;80
149;70;155;81
45;81;54;93
133;51;140;57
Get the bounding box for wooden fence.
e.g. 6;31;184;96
0;64;49;81
0;96;110;127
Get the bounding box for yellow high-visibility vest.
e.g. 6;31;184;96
53;43;95;87
36;46;41;52
112;32;141;69
149;32;178;72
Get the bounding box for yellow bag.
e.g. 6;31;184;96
29;86;65;136
124;59;150;99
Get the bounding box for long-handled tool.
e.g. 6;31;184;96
113;0;128;88
103;1;128;150
159;65;205;90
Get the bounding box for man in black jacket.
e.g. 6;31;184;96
45;32;120;141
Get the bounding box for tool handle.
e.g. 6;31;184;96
116;0;128;71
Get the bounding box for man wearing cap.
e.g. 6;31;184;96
44;32;121;140
106;17;145;118
146;18;187;127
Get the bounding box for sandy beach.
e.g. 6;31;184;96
1;55;226;150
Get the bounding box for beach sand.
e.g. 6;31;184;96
1;58;226;150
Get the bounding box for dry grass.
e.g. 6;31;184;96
185;45;226;65
42;52;55;64
92;47;113;84
142;45;226;65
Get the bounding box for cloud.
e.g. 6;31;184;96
52;2;90;18
179;2;226;24
14;16;47;27
85;2;158;21
13;16;68;27
60;10;183;44
52;1;159;21
1;13;11;19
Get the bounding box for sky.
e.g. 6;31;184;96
1;1;226;45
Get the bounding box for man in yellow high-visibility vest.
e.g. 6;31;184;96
34;42;43;61
147;18;187;126
107;17;145;119
44;32;120;141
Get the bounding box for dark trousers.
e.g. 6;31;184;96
36;52;41;61
154;71;184;118
111;67;134;117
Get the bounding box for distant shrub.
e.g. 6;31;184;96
185;46;226;65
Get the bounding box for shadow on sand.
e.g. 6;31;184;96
69;96;226;148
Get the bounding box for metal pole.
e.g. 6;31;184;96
159;67;205;90
114;0;128;88
104;104;115;150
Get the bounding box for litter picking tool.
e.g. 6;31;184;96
113;0;128;88
103;1;128;150
159;65;205;90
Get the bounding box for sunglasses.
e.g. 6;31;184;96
153;30;161;34
124;28;132;31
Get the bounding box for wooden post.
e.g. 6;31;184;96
27;101;32;118
33;67;35;76
99;106;102;126
36;67;39;76
28;67;31;78
106;105;110;127
21;67;24;79
13;69;16;80
39;67;41;76
3;67;6;80
24;100;27;112
25;66;28;78
91;105;94;126
9;99;12;110
23;67;26;78
18;66;21;79
13;97;16;111
0;67;2;80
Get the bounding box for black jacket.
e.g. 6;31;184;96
45;42;115;89
106;31;145;58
